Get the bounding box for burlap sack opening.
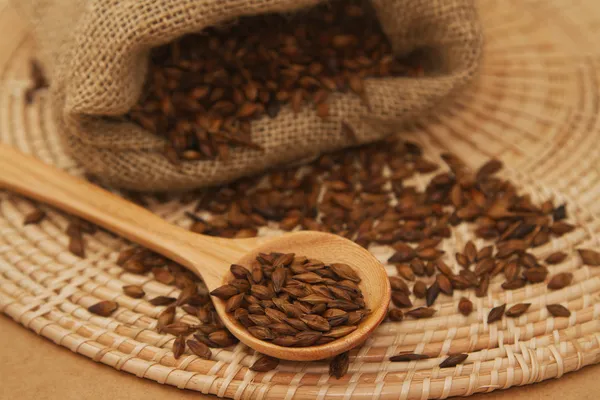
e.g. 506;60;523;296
14;0;482;192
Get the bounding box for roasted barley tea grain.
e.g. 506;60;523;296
250;355;280;372
98;127;586;378
329;351;350;379
210;253;369;347
123;285;145;299
458;297;473;316
129;0;421;162
173;336;186;359
547;304;571;318
487;304;506;324
505;303;531;318
88;300;118;317
389;352;430;362
23;209;46;225
439;353;468;368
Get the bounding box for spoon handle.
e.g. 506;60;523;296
0;144;231;271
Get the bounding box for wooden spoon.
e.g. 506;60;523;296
0;144;390;361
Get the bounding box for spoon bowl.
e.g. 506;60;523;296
0;144;390;361
216;231;390;361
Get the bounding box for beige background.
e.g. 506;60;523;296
1;314;598;399
1;0;600;398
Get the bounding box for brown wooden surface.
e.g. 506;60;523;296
1;314;598;400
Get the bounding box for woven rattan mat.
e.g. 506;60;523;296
2;0;600;399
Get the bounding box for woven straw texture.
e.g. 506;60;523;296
10;0;481;191
2;0;600;399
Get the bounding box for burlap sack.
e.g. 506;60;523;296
13;0;482;192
